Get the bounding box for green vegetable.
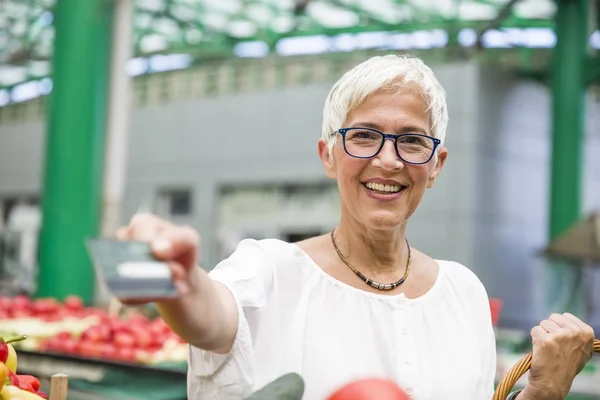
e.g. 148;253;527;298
245;373;305;400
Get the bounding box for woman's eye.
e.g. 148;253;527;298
351;131;378;140
399;135;428;147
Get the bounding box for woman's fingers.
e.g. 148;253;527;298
530;325;549;341
562;313;596;337
150;225;200;267
115;226;129;241
539;319;561;334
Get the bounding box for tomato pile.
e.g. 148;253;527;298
0;295;94;322
39;315;186;364
0;295;187;366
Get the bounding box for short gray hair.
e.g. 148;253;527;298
321;54;449;154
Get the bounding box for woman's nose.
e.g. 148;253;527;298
374;140;403;170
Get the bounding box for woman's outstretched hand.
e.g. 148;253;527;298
113;213;239;352
115;212;201;304
520;313;595;400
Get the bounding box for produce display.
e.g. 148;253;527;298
0;335;48;399
0;295;187;366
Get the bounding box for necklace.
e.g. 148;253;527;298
330;228;411;291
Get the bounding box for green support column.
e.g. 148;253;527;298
37;0;114;304
547;0;588;314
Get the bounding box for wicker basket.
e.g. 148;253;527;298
493;339;600;400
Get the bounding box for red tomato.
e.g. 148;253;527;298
64;295;84;311
327;378;411;400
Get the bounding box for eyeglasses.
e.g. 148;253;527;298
337;127;441;165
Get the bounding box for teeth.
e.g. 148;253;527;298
365;182;402;193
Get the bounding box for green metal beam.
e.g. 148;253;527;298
547;0;588;315
37;0;113;304
475;0;522;49
584;56;600;86
549;0;587;239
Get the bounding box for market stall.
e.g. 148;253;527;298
0;295;187;400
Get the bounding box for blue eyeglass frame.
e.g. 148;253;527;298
337;127;441;165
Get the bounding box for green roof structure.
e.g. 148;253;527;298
1;0;598;99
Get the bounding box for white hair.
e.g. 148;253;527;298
321;54;448;154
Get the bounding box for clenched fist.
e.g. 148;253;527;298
522;313;595;400
115;213;202;304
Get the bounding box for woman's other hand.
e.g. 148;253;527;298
520;313;595;400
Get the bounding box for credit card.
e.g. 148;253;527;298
86;238;177;300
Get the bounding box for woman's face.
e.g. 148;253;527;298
319;86;448;231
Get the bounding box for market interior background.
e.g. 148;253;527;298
0;0;599;399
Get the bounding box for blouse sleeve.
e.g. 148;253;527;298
186;239;275;400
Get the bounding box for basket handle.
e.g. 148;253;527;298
492;339;600;400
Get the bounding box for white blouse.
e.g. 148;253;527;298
187;239;497;400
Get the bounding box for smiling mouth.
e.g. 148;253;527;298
363;182;407;194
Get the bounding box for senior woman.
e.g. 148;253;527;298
116;54;595;400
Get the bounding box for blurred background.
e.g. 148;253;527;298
0;0;599;399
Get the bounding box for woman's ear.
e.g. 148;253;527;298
427;147;448;188
318;139;337;179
